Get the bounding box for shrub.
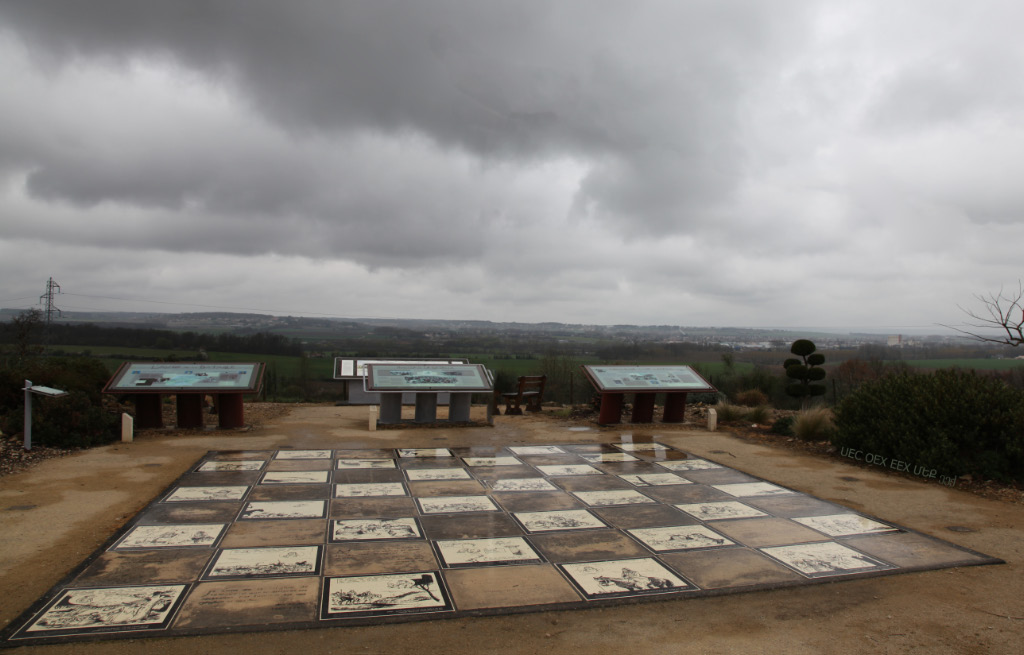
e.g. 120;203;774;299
712;402;770;424
1;356;119;448
832;369;1024;482
746;405;772;424
769;415;794;436
792;407;834;442
733;388;768;407
712;403;748;422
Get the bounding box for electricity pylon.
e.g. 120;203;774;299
39;277;61;324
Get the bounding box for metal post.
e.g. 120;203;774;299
24;380;32;451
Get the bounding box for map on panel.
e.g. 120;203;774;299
581;365;715;393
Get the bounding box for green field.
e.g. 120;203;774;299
51;345;335;379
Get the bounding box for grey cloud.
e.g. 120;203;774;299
1;0;810;237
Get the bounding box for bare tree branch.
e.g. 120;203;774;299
944;282;1024;346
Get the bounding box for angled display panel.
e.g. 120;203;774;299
581;365;715;393
104;362;264;394
364;363;492;393
334;358;469;380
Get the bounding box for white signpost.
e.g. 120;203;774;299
22;380;68;451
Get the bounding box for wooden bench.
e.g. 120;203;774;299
501;375;546;415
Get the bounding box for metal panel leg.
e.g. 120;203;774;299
379;394;402;424
135;394;163;429
663;392;688;423
217;393;245;428
176;394;205;428
449;393;471;422
632;392;656;423
598;393;624;425
414;393;438;423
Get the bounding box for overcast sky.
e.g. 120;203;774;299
1;1;1022;332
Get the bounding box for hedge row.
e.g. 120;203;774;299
832;369;1024;482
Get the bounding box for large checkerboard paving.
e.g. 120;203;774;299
3;441;1000;646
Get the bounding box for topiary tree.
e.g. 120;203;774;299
783;339;826;408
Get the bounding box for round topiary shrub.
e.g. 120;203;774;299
832;369;1024;482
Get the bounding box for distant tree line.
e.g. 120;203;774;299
0;322;302;357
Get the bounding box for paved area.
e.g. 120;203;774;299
2;407;1024;650
0;406;1003;648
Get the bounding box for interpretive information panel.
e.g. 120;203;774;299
582;365;715;393
334;358;469;379
364;363;492;392
2;441;1001;646
104;363;263;393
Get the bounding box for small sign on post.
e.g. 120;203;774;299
23;380;69;451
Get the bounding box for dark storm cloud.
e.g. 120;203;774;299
0;0;807;238
3;1;1024;327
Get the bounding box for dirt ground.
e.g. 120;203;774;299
1;404;1021;654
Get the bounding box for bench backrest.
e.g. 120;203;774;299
516;375;546;394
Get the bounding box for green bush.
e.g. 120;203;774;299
832;369;1024;482
1;356;119;448
769;415;794;436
